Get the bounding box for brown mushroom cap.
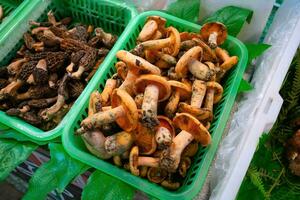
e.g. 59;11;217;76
116;50;161;75
129;146;140;176
115;61;128;80
111;89;138;132
134;122;157;155
169;80;192;100
200;22;227;46
178;102;211;121
147;167;168;183
173;113;211;146
156;115;175;139
134;74;171;102
175;46;203;78
206;81;223;104
182;141;199;157
162;27;181;57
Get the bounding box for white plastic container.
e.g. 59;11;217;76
210;0;300;199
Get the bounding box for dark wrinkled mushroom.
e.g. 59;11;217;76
27;96;57;108
16;84;55;101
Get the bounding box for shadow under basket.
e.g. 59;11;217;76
62;11;248;200
0;0;137;141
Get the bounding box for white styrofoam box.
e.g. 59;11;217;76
199;0;275;43
209;0;300;199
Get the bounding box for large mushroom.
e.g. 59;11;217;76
134;74;171;128
129;146;160;176
160;113;210;172
137;16;166;42
164;80;192;118
116;50;161;96
200;22;227;49
155;116;176;149
80;89;138;132
203;81;223;121
135;27;180;57
178;80;211;121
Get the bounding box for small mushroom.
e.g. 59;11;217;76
88;91;102;116
147;167;168;183
27;96;57;108
23;32;35;50
28;59;48;85
155;116;175;149
115;61;128;80
203;81;223;121
145;50;177;67
178;157;191;177
200;22;227;49
16;85;55;101
160;113;210;172
134;74;171;128
135;27;180;57
95;28;117;48
80;89;138;132
7;58;28;75
178;80;211;120
100;78;117;106
137;16;166;42
164;80;192;118
134;122;157;155
48;73;58;89
215;47;239;71
104;131;134;156
66;50;86;74
116;50;161;96
182;141;199;157
129;146;160;176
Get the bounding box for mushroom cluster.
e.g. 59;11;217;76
0;11;117;130
77;16;239;189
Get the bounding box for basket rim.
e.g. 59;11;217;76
0;0;138;141
62;10;248;200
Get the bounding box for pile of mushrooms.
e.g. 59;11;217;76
0;11;117;130
77;16;239;189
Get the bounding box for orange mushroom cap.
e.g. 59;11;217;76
111;89;138;132
207;81;223;104
134;74;171;102
169;80;192;100
162;27;181;57
178;102;212;121
200;22;227;46
173;113;211;146
156;115;176;139
129;146;140;176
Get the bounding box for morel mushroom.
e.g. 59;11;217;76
16;84;55;101
160;113;210;172
134;74;171;128
200;22;227;49
94;28;117;48
27;96;57;108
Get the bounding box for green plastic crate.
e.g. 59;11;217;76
62;11;248;200
0;0;137;141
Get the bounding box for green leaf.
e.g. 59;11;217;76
202;6;253;36
246;43;271;64
166;0;200;22
238;79;253;93
0;138;37;181
82;170;136;200
23;143;89;200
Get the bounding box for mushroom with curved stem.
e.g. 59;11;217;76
66;50;86;74
116;50;160;96
178;80;211;121
155;116;175;149
95;28;118;48
129;146;160;176
160;113;211;172
178;157;191;177
40;74;69;121
200;22;227;49
215;47;239;71
203;81;223;121
137;16;166;42
147;167;168;183
16;85;55;101
164;80;192;118
134;122;157;155
134;74;171;128
135;27;180;57
100;78;117;106
145;50;177;66
7;58;28;75
6;106;42;125
27;96;57;109
80;89;138;132
88;91;102;116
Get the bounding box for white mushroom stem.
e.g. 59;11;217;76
70;66;85;79
66;62;75;73
81;105;125;130
188;60;213;81
155;127;172;146
190;80;206;108
165;90;180;118
138;157;159;168
142;84;159;127
119;71;138;96
208;32;218;49
139;37;172;50
160;130;194;172
204;88;214;111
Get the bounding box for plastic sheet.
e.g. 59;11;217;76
210;0;300;199
124;0;175;12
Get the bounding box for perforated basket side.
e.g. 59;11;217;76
62;10;248;200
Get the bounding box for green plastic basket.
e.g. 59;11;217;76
0;0;137;141
62;11;248;200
